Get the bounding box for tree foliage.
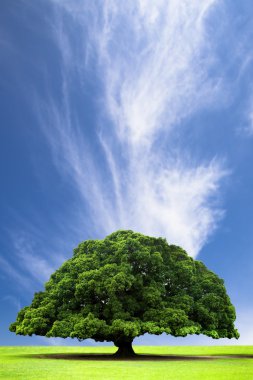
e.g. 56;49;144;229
10;230;239;354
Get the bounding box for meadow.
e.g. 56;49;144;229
0;346;252;380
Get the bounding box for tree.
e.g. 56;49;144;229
10;230;239;357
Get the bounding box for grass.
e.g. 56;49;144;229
0;346;253;380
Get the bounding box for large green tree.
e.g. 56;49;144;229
10;230;239;356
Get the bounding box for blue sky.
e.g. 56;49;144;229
1;0;253;346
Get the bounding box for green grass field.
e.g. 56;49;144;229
1;346;253;380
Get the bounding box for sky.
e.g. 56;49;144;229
0;0;253;346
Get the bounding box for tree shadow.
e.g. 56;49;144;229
21;353;252;361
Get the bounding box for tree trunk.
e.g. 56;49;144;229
113;340;136;358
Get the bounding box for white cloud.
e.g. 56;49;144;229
37;336;69;346
38;0;228;257
34;95;120;236
121;159;226;255
2;295;21;312
0;256;32;291
1;230;63;288
98;0;222;145
232;309;253;345
15;245;54;284
237;93;253;137
246;97;253;135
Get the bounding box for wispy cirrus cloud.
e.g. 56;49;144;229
1;229;64;290
2;295;21;312
13;234;56;284
0;256;33;291
97;0;223;145
34;0;229;256
245;96;253;136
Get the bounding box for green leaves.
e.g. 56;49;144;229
9;230;239;343
70;313;107;340
111;320;141;340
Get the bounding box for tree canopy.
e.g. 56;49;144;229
10;230;239;356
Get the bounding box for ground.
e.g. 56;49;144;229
0;346;253;379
